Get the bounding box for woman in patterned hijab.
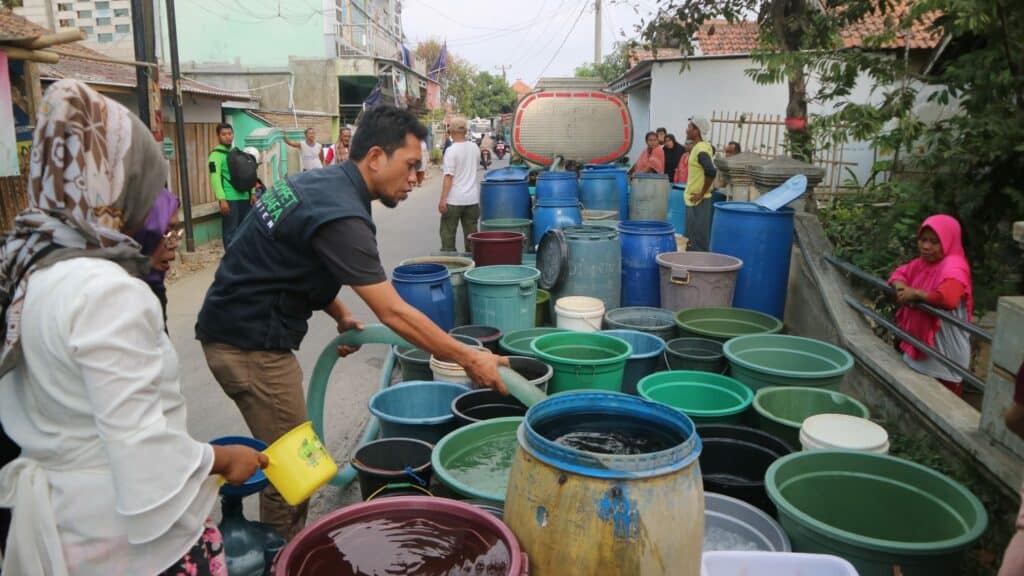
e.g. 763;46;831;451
0;78;166;376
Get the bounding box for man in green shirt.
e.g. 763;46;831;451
209;123;254;249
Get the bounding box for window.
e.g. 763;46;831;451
95;1;110;8
96;16;111;25
77;9;91;18
80;25;94;34
98;33;113;42
115;24;129;33
114;8;128;16
57;3;73;11
59;18;75;27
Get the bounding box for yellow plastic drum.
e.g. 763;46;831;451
262;421;338;506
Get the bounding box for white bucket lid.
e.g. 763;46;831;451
554;296;605;315
799;413;890;453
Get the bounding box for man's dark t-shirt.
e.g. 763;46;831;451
313;218;386;286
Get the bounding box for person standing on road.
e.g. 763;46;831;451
196;106;507;540
324;127;352;166
284;127;324;171
684;117;717;252
439;117;481;253
209;123;255;249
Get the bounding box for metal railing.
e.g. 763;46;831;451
825;254;990;392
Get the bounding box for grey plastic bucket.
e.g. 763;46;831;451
603;306;677;342
657;251;743;312
704;492;791;552
665;337;727;373
393;334;481;382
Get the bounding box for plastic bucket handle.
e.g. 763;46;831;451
671;264;691;285
519;280;535;295
366;482;434;501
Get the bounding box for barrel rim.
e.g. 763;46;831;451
617;220;676;235
598;329;667;359
674;307;784;339
632;173;670;180
368;381;471;425
724;334;855;379
463;265;541;285
713;200;796;217
351;437;435;476
392;263;452;283
432;416;523;501
530;332;632;365
656;251;744;273
398;256;475;275
637;370;754;419
752;386;869;429
765;450;988;553
275;495;525;574
520;391;702;478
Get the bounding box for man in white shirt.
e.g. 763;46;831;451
439;117;481;252
283;127;324;171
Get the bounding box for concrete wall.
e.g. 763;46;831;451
981;298;1024;459
289;58;340;115
159;0;325;68
105;92;224;123
626;85;651;165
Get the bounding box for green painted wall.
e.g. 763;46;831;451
228;110;269;148
160;0;324;68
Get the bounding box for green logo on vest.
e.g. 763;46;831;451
256;181;299;230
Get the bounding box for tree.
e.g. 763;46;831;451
574;42;634;84
467;72;518;117
414;39;475;115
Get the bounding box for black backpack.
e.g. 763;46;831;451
224;148;258;191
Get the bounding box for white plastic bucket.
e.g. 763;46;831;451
430;345;488;387
799;413;890;454
554;296;605;332
701;552;858;576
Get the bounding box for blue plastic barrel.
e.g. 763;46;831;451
584;164;629;220
619;221;677;307
535;172;578;203
709;202;795;319
579;171;620;214
392;263;456;331
481;179;531;221
532;198;582;247
668;184;687;235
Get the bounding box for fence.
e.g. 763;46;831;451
709;111;856;195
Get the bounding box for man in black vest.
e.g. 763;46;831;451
195;105;507;540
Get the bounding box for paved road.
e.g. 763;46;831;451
168;155;505;523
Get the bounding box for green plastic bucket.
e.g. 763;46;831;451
464;265;541;334
753;386;869;447
481;218;532;252
725;334;855;391
400;256;476;327
674;307;783;342
530;332;632;394
536;289;552;327
432;416;522;503
638;371;753;424
499;328;568;357
766;450;987;576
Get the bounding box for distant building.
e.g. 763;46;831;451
511;79;532;100
14;0;137;61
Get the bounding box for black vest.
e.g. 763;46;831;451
195;162;376;350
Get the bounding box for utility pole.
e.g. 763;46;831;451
130;0;154;130
494;64;511;81
594;0;602;65
165;0;195;252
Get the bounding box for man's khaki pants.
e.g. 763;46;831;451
202;342;308;540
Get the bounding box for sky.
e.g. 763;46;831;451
401;0;662;87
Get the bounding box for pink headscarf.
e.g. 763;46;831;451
888;214;973;360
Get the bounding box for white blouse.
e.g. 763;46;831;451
0;258;220;576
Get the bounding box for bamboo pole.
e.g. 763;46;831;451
45;49;160;68
12;30;86;49
0;46;59;63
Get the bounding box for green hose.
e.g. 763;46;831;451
305;325;411;488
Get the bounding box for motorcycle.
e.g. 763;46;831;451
480;147;492;169
495;141;507;159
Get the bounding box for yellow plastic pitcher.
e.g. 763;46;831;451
262;421;338;506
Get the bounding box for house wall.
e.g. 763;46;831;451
227;109;270;149
646;56;958;186
160;0;325;68
626;85;651;165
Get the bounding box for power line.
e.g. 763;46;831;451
510;0;574;68
535;0;590;82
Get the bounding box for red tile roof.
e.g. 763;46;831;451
839;4;942;50
696;20;761;56
511;79;532;96
1;9;252;101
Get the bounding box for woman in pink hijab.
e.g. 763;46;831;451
888;214;974;396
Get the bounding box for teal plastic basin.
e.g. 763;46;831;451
638;371;753;424
766;450;987;576
725;334;854;391
499;327;568;357
753;386;869;447
530;332;632;394
432;416;523;503
675;307;783;342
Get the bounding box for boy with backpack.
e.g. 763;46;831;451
209;123;258;249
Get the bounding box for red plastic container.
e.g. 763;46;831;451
274;496;528;575
470;231;525;266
